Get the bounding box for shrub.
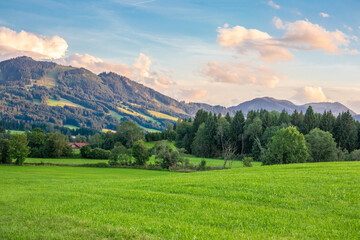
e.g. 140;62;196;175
198;159;207;170
80;145;91;158
305;128;338;162
109;145;131;166
263;127;308;165
9;134;30;165
154;141;183;169
243;157;253;167
132;140;149;166
347;150;360;161
0;139;11;164
90;148;110;159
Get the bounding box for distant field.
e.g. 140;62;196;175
1;162;359;239
33;97;84;109
7;130;25;134
63;125;79;130
144;140;177;150
148;110;178;121
24;155;249;169
25;158;108;165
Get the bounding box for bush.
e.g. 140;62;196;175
90;148;110;159
347;150;360;161
243;157;253;167
305;128;338;162
109;145;131;166
198;159;207;170
80;145;91;158
132;140;149;166
0;139;11;164
9;134;30;165
263;127;308;165
154;141;183;169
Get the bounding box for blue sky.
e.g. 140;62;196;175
1;0;360;111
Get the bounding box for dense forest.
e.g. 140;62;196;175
148;107;360;164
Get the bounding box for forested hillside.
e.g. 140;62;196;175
0;57;229;131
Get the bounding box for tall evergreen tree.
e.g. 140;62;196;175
225;112;232;123
278;110;291;125
291;110;301;127
319;110;336;133
230;111;245;154
333;111;358;152
301;106;317;134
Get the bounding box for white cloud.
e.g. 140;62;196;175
267;1;280;9
276;17;350;53
58;53;133;77
178;89;207;102
217;25;293;62
217;18;354;62
319;12;330;18
133;53;172;91
203;62;280;88
0;26;67;60
293;86;329;103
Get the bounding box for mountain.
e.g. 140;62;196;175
0;57;357;132
230;97;355;116
229;97;298;114
0;56;229;132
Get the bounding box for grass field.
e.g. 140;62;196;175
24;156;250;169
147;110;179;121
1;162;359;239
63;125;79;130
7;130;25;134
25;158;108;165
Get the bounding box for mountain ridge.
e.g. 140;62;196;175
0;56;357;131
230;97;356;116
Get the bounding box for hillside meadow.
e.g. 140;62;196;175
1;162;359;239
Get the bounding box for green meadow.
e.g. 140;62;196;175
1;162;359;239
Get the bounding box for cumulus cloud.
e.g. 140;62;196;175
217;25;293;62
293;86;329;103
57;53;133;77
218;18;354;62
178;89;207;102
203;62;280;88
277;17;350;53
133;53;172;90
319;12;330;18
55;52;171;92
267;1;280;9
0;26;67;60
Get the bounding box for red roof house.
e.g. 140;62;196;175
67;142;89;150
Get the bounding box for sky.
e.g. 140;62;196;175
1;0;360;112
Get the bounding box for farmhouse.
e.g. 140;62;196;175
67;142;89;150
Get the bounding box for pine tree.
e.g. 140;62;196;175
230;111;245;154
333;111;358;152
319;110;336;133
301;106;316;134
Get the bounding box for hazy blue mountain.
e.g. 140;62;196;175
229;97;356;116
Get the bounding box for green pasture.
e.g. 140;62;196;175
1;162;359;239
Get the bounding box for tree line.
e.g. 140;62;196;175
171;107;360;164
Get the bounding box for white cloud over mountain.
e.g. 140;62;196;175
202;62;280;88
0;27;67;60
293;86;329;103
